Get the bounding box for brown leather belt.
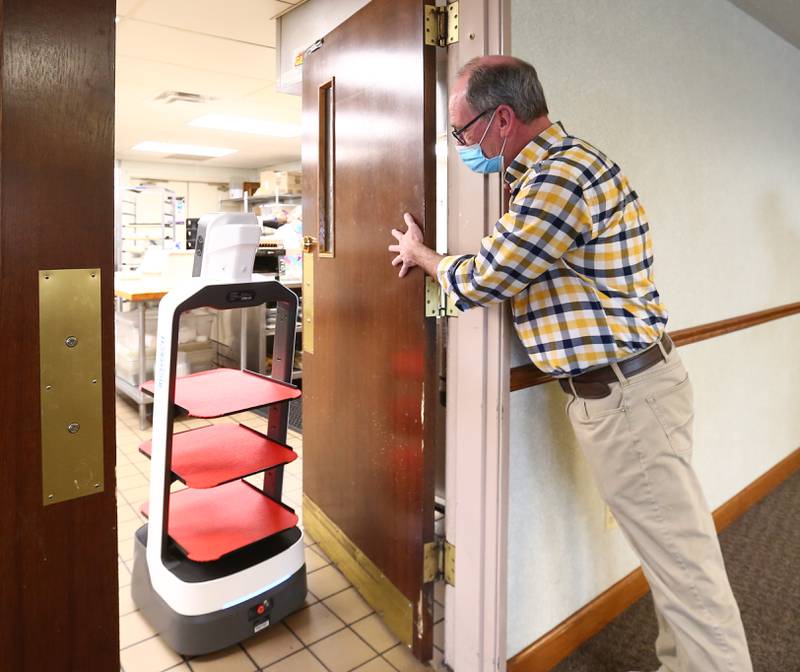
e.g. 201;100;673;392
558;335;673;399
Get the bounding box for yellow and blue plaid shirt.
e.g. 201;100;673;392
437;121;668;377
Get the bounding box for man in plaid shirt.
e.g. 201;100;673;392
389;55;752;672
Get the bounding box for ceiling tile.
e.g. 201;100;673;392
128;0;285;47
117;19;276;80
227;85;302;117
116;56;268;101
115;1;303;169
116;0;146;17
116;82;301;169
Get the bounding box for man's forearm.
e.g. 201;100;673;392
412;242;445;279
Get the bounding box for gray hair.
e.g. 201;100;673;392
459;57;548;122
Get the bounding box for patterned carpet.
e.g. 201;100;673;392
552;467;800;672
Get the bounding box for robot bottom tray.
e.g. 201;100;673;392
141;480;298;562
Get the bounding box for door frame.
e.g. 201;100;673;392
444;1;510;670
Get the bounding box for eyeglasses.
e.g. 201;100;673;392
451;108;492;146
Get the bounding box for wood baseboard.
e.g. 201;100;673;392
710;447;800;534
507;446;800;672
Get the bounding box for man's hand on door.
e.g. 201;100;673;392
389;213;444;279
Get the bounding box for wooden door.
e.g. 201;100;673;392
0;1;119;669
301;0;439;661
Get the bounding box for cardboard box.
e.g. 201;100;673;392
259;170;302;196
285;171;302;194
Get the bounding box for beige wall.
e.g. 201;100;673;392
506;0;800;656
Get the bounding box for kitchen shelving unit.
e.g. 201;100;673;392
219;187;304;385
118;186;178;271
220;191;301;215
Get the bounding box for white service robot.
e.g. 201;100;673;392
131;213;306;655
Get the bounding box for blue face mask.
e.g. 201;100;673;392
456;110;507;174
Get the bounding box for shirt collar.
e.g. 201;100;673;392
504;121;568;188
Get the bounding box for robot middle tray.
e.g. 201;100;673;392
141;480;298;562
139;424;297;489
141;368;301;418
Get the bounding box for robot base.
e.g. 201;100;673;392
131;525;307;656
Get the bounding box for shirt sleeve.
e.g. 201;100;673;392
436;169;592;310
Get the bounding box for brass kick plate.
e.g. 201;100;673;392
39;269;104;506
304;495;413;646
302;252;314;354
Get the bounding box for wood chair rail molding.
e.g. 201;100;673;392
510;301;800;392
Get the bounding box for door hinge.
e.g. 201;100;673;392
425;277;459;319
443;539;455;586
424;2;459;48
424;538;456;586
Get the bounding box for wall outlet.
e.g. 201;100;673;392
605;505;618;530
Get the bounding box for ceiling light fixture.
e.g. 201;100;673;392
155;91;216;105
131;141;236;157
189;114;301;138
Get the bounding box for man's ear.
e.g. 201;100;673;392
496;104;515;136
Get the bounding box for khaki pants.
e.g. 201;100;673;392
565;345;753;672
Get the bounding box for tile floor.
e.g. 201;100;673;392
115;395;447;672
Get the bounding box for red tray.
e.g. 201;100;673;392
139;424;297;489
141;368;301;418
141;480;298;562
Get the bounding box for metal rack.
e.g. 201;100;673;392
220;189;304;383
220;192;302;214
118;186;178;271
114;285;168;428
